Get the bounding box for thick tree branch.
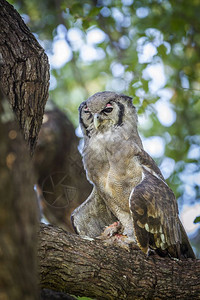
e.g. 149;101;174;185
39;224;200;300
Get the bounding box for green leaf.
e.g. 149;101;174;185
157;44;167;58
194;216;200;224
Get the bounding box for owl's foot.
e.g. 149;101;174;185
97;222;137;251
104;235;132;251
99;221;122;238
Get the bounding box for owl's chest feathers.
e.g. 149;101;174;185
83;128;143;213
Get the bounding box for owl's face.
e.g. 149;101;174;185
79;91;136;137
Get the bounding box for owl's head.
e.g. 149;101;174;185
79;91;138;137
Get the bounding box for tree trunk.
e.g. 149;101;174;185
0;1;49;298
0;0;49;154
0;90;39;299
38;224;200;300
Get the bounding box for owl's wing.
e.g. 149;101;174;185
71;187;117;238
130;151;195;259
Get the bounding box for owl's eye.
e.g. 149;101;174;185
102;103;113;114
83;107;90;113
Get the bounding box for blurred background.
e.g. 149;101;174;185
9;0;200;256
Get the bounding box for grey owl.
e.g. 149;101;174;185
71;91;195;259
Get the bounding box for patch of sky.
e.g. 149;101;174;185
136;7;149;18
160;157;175;179
67;27;84;51
80;45;105;62
142;136;165;158
180;203;200;235
100;7;111;17
48;25;72;68
86;28;107;45
111;62;125;77
121;0;134;6
143;62;166;92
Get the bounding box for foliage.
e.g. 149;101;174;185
77;297;92;300
194;216;200;224
8;0;200;254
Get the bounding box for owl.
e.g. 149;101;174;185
71;91;195;259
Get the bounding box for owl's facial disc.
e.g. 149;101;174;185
93;103;114;130
80;97;124;137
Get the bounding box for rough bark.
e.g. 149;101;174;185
38;223;200;300
0;1;49;298
33;106;92;232
0;90;39;299
0;0;49;154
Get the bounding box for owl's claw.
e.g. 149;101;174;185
96;222;137;251
147;248;156;257
98;221;122;238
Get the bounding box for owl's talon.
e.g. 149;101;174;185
99;221;122;239
97;223;136;252
147;249;155;257
168;254;180;261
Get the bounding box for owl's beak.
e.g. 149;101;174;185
94;113;101;129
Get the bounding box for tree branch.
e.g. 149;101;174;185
38;223;200;299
